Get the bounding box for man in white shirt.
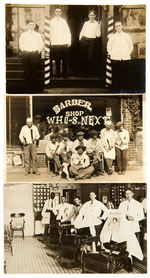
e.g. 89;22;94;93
69;145;94;180
45;134;61;175
19;117;40;175
100;120;116;175
119;188;144;240
79;10;101;76
41;192;58;242
53;196;73;223
107;21;133;89
74;192;108;236
19;20;44;90
115;122;130;175
50;7;71;78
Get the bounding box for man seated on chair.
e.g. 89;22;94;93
69;145;94;180
65;196;83;224
57;132;73;179
45;134;61;175
86;130;104;176
72;131;88;153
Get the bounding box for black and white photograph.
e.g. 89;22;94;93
4;182;147;274
5;4;146;94
6;95;145;183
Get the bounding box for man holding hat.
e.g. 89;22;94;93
115;122;130;175
19;19;44;91
69;145;94;180
100;120;116;175
45;134;61;175
72;131;88;153
19;117;40;175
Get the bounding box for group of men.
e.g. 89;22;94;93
19;117;130;178
41;189;145;269
19;7;133;89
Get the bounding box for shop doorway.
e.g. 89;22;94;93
67;5;103;77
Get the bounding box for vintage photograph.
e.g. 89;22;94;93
5;4;146;94
5;95;145;183
4;182;147;274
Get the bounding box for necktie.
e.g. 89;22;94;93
30;129;33;140
51;200;53;208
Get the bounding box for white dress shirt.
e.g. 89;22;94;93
107;31;133;60
45;141;60;159
87;138;103;153
101;128;116;159
115;129;130;150
58;140;73;154
19;30;44;52
41;197;58;217
53;202;73;221
74;199;108;230
49;17;71;45
71;152;90;168
79;20;101;40
19;125;40;144
118;198;145;233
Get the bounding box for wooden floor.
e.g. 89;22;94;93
5;236;147;274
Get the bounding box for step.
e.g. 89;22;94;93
6;70;44;79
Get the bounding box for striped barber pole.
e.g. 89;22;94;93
105;16;114;87
44;16;50;86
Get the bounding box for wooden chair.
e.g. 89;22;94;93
10;213;25;239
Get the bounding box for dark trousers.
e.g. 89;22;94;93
111;59;131;90
116;147;127;171
50;45;68;77
80;37;97;76
22;51;40;88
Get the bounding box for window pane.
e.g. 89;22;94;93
6;7;18;57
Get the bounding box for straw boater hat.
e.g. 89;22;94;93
26;117;33;123
75;145;86;151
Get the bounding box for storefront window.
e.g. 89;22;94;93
6;7;18;57
6;6;45;58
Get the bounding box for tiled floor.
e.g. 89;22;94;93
4;237;146;274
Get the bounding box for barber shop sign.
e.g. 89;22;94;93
47;99;109;126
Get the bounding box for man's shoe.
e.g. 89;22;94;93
33;172;40;175
118;171;122;175
24;172;29;175
122;170;126;175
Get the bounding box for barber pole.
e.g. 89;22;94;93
44;16;50;86
105;14;114;87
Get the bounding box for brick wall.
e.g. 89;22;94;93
121;99;143;166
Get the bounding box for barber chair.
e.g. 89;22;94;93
10;213;25;239
46;219;60;250
82;238;129;273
